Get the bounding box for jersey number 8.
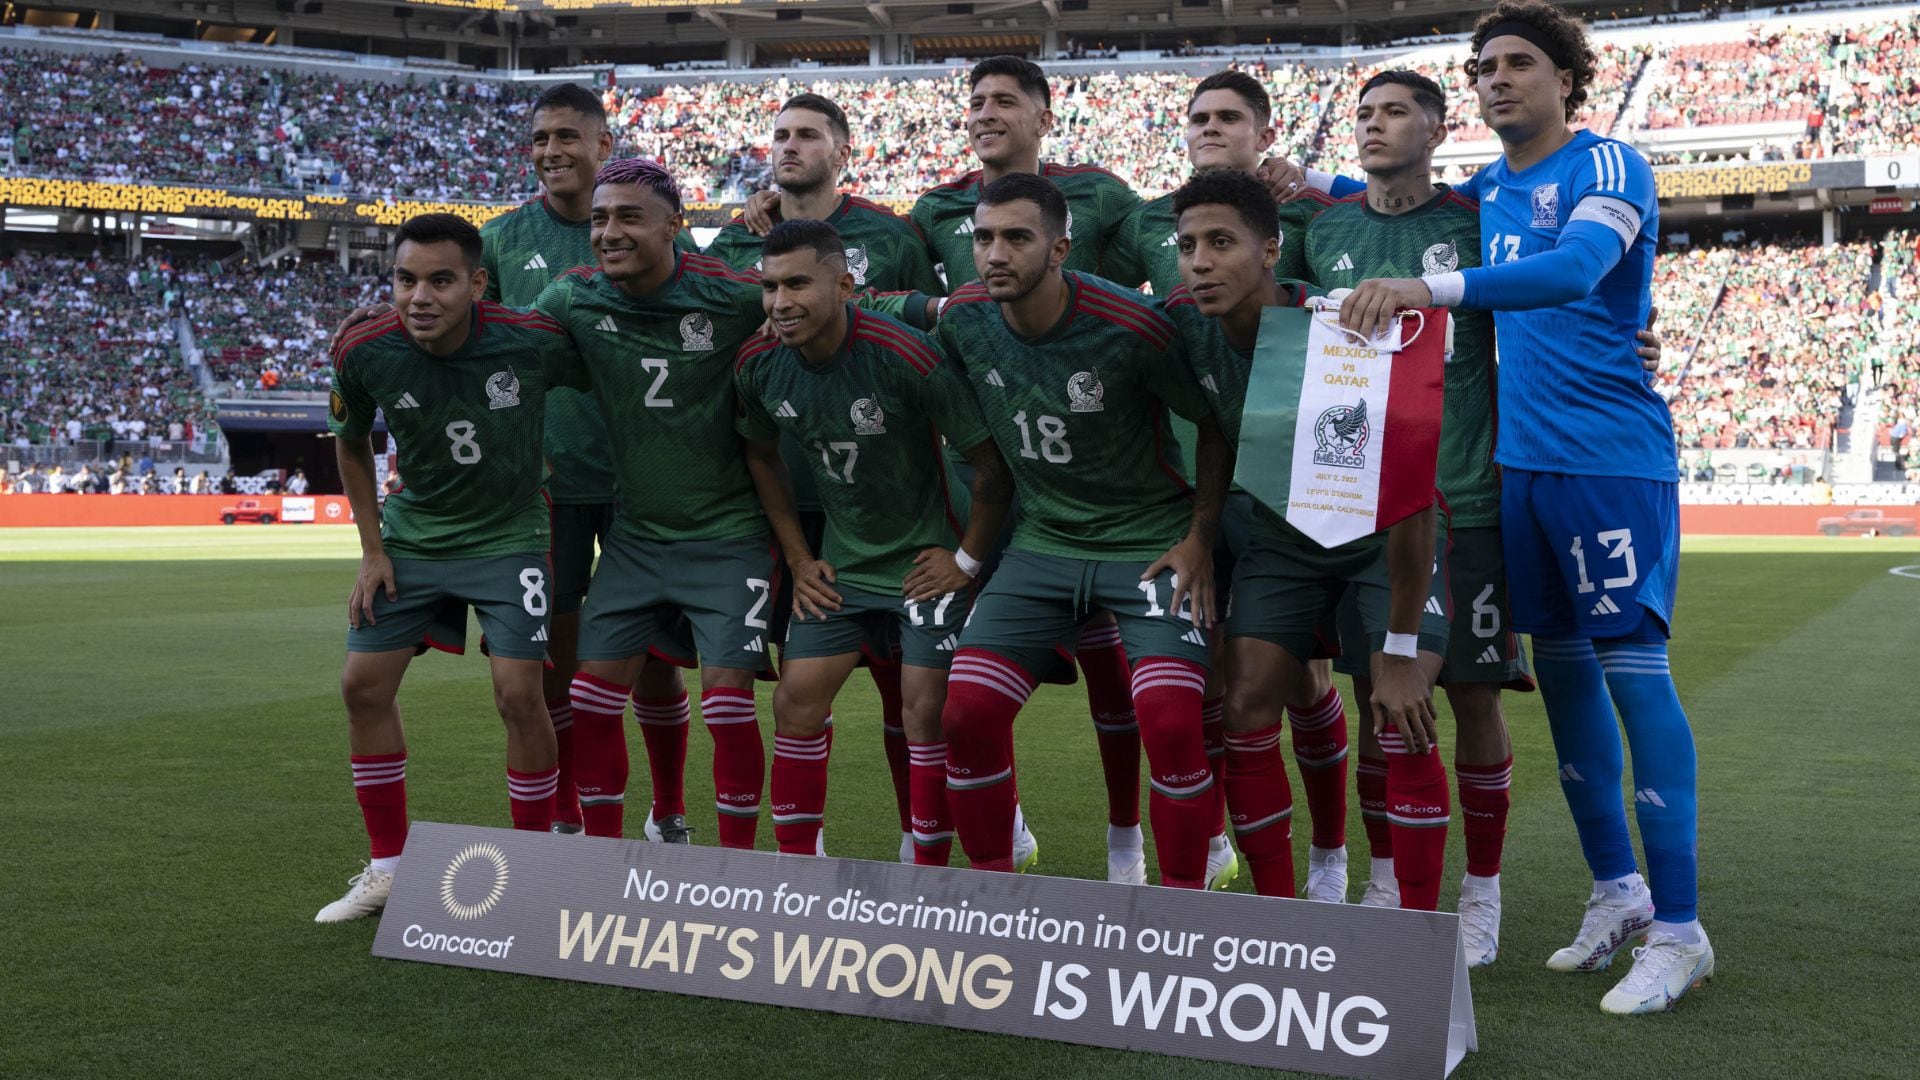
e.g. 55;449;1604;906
446;420;483;464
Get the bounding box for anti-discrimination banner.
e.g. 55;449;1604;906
1234;305;1448;549
374;822;1476;1078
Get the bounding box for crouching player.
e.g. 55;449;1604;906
317;213;584;922
1164;169;1451;905
733;219;1014;859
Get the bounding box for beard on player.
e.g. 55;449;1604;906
591;182;682;289
971;198;1069;306
769;106;849;198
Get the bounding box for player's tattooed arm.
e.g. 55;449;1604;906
336;434;394;629
905;438;1012;602
1143;416;1226;629
1372;505;1441;754
742;436;842;618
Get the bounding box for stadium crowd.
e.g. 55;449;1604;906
182;261;384;393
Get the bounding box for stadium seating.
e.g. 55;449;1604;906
182;262;383;394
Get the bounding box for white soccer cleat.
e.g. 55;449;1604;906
1547;876;1655;972
1205;837;1240;891
1358;856;1400;907
1013;805;1040;874
550;821;583;836
1107;823;1146;884
1457;881;1502;968
899;831;915;865
1305;845;1349;903
1600;928;1714;1014
643;812;693;844
314;864;394;924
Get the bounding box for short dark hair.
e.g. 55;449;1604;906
978;172;1069;239
763;219;847;267
1189;69;1272;127
533;82;607;127
394;212;484;269
778;93;850;143
969;55;1051;109
1171;169;1279;245
1468;0;1598;123
1358;69;1448;125
595;157;682;214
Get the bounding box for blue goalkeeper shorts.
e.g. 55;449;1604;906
1500;469;1679;642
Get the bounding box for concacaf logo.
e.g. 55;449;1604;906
440;842;509;921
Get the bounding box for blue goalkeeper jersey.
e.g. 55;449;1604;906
1453;131;1674;481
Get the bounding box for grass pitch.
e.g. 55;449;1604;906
2;527;1916;1079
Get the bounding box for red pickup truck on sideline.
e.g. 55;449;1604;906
220;498;277;525
1815;508;1915;536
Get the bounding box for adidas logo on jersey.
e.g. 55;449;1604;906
953;219;975;236
1476;645;1503;665
1633;788;1667;808
1590;595;1622;617
1181;627;1207;646
936;634;958;652
1199;373;1219;395
1332;252;1355;272
1162;231;1179;247
775;401;798;419
744;637;765;654
1424;596;1446;616
985;369;1006;388
523;254;548;271
596;316;618;333
391;392;420;410
531;626;549;642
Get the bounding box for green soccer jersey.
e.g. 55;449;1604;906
533;252;770;543
327;303;584;559
1104;186;1337;297
1305;188;1498;528
734;305;991;593
481;195;615;505
934;272;1211;560
910;163;1142;292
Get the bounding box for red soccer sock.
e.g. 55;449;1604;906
634;690;691;821
507;766;559;832
1288;686;1350;850
702;686;765;849
1201;697;1227;840
1378;728;1450;911
1456;756;1513;878
1225;724;1296;897
547;697;581;827
771;726;831;855
1077;625;1141;828
908;740;953;866
569;673;631;837
871;660;913;833
1131;658;1213;889
351;752;409;859
1356;753;1394;859
942;650;1033;872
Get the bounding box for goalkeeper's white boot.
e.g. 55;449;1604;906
1107;823;1147;885
1357;857;1400;907
1305;845;1349;902
1600;927;1714;1014
1547;874;1655;972
315;864;394;924
1013;804;1041;874
1457;875;1503;968
1205;834;1240;891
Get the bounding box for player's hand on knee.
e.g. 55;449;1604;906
1370;655;1437;754
349;550;396;628
904;546;969;602
1146;536;1215;628
331;303;393;352
1255;156;1310;204
742;190;780;236
792;558;842;620
1636;305;1663;375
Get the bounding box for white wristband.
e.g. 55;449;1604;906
954;546;982;578
1303;167;1339;194
1422;271;1465;308
1382;632;1420;659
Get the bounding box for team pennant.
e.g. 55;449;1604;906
1234;303;1448;548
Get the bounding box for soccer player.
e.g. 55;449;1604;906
1338;1;1711;1012
317;213;582;922
1104;68;1356;900
1303;71;1520;964
934;172;1227;889
478;82;694;841
1164;168;1453;906
706;92;948;861
734;218;1013;861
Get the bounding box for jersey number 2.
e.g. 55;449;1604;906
641;358;674;408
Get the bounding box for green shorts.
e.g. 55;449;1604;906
783;582;972;670
577;531;779;672
550;502;614;616
958;548;1211;675
1434;526;1534;689
1233;527;1450;665
347;553;552;661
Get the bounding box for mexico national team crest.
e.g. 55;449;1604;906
1531;183;1560;228
845;246;870;286
1422;242;1458;275
1312;400;1370;468
850;396;886;435
680;312;715;351
1067;370;1105;413
486;371;521;410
